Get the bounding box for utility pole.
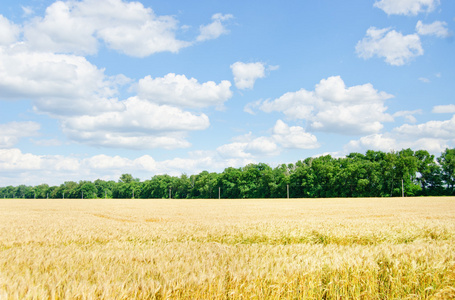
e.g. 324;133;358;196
219;187;221;199
169;187;172;199
287;184;289;199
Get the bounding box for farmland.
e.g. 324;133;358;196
1;197;455;299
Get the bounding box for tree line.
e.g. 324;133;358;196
1;148;454;199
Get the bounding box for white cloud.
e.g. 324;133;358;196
245;137;279;156
356;27;423;66
137;73;232;108
217;120;319;159
346;133;449;155
197;13;233;42
393;115;455;139
32;139;63;147
0;148;79;173
230;62;266;90
0;36;228;151
0;45;125;116
345;134;398;153
23;1;98;55
244;100;262;115
84;154;133;169
374;0;440;16
393;110;422;123
61;97;210;149
416;20;450;38
217;142;252;159
346;115;455;155
433;104;455;114
217;137;279;159
21;6;34;17
0;121;41;148
0;148;256;186
258;76;393;135
23;0;191;57
0;40;222;150
0;148;43;171
272;120;319;149
0;15;20;46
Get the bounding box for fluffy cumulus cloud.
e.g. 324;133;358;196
433;104;455;114
356;27;423;66
217;120;319;159
0;15;20;46
0;148;43;171
393;115;455;140
0;122;40;148
0;148;254;186
416;20;450;38
216;142;253;159
257;76;393;135
374;0;440;16
346;115;455;155
0;6;234;151
197;13;233;42
393;110;422;123
346;133;449;155
0;45;124;116
272;120;319;149
230;62;266;90
217;138;279;159
137;73;232;108
61;97;210;149
0;45;216;149
23;0;191;57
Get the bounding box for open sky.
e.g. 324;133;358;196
1;0;454;186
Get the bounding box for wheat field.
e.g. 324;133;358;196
1;197;454;299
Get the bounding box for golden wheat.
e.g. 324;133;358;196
1;197;454;299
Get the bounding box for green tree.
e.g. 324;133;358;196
14;185;31;198
290;158;315;198
238;163;273;198
77;181;97;199
172;174;191;199
270;164;292;198
437;148;455;195
0;186;15;198
218;167;242;199
94;179;115;198
310;155;337;197
118;173;140;184
34;184;50;198
415;150;442;195
142;175;174;198
191;171;219;198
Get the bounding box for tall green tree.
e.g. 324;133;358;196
142;175;173;198
77;181;97;199
290;158;315;198
218;167;242;199
415;150;442;195
191;171;219;198
396;149;420;196
438;148;455;195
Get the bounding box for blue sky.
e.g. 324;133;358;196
1;0;454;186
